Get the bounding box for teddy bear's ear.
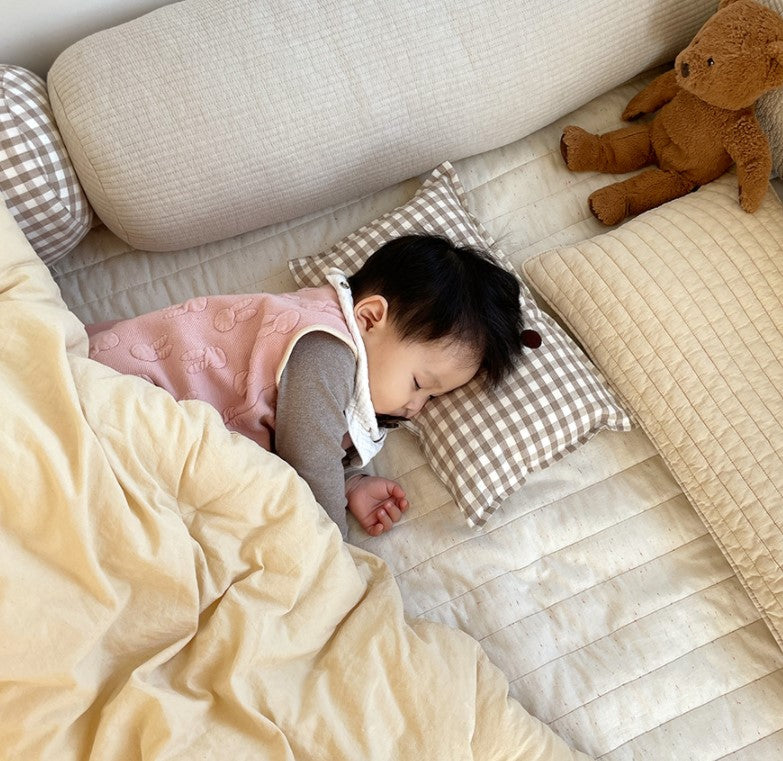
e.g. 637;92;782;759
717;0;743;8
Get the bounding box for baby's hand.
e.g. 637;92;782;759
346;475;409;536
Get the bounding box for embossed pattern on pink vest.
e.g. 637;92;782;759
88;286;354;449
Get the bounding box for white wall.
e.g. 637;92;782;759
1;0;179;77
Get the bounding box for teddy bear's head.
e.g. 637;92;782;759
674;0;783;110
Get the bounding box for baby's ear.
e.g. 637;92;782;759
353;294;389;332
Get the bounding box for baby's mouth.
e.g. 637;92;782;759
375;413;408;428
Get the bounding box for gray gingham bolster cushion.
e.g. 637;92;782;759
46;0;715;251
289;162;632;527
0;66;92;265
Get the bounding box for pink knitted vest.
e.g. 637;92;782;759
88;286;355;450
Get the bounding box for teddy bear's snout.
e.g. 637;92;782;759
680;60;690;78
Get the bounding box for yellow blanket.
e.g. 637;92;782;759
0;201;590;760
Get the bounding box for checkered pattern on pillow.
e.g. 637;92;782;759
0;65;92;265
289;162;632;527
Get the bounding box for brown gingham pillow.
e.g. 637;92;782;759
0;65;92;265
289;162;632;526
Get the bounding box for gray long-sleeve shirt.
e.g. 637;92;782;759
275;332;359;537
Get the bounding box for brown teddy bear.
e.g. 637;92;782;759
560;0;783;226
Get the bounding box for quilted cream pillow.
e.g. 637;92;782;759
0;65;92;265
289;162;632;527
523;174;783;649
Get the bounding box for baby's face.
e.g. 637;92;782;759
362;324;479;418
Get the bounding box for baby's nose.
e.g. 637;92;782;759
406;397;428;416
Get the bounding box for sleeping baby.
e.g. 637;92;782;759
87;234;528;539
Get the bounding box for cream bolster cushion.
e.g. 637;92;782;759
46;0;716;252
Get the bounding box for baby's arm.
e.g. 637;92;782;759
275;333;356;537
276;332;408;538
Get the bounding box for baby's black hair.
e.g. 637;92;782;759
347;234;524;386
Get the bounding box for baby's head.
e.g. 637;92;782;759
348;234;524;419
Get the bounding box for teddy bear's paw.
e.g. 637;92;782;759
560;126;601;171
739;187;764;214
588;186;628;226
621;94;648;122
621;105;642;121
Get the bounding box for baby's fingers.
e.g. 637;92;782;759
372;501;403;533
384;498;408;523
388;482;407;501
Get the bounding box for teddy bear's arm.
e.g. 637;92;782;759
622;69;679;121
724;113;773;213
